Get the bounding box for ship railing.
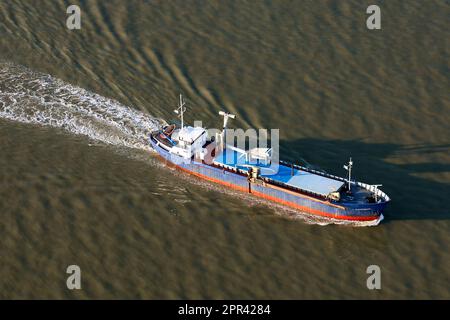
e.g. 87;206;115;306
279;160;390;202
279;160;347;182
356;181;390;202
211;161;248;176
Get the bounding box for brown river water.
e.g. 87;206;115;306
0;0;449;299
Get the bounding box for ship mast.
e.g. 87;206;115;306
219;111;236;134
218;111;236;148
174;94;186;128
372;184;382;202
343;157;353;191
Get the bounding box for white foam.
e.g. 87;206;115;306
0;63;163;151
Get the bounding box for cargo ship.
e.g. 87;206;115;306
150;95;390;225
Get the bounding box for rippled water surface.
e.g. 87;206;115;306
0;0;449;299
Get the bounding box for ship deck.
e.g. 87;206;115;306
213;149;345;197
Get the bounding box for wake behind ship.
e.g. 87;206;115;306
150;95;390;225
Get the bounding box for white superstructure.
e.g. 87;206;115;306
164;95;208;159
171;125;207;159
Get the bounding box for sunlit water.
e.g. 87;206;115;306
0;0;448;299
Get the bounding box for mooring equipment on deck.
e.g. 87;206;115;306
371;184;383;202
